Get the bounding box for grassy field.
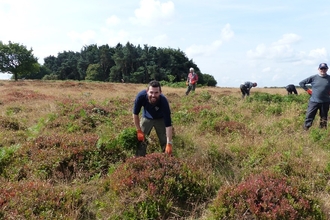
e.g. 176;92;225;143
0;80;329;219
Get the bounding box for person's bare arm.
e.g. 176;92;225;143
166;126;173;143
133;114;141;130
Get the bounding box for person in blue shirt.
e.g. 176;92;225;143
240;81;257;98
299;63;330;130
133;80;173;156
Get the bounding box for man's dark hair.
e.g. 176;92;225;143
148;80;162;92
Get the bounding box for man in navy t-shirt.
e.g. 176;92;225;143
133;80;173;156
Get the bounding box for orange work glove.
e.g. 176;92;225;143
165;143;172;155
307;89;312;95
137;129;145;142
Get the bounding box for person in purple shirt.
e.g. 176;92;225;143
299;63;330;130
133;80;173;156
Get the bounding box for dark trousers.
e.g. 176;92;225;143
136;117;166;156
240;85;250;98
186;83;196;95
304;101;330;128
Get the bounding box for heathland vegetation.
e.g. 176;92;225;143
0;80;330;219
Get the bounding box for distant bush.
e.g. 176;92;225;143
42;74;58;80
249;92;307;104
210;171;324;219
160;80;188;88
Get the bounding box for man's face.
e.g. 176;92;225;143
319;68;328;76
147;86;161;104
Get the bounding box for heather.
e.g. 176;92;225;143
0;80;329;219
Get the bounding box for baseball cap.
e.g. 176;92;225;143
319;63;328;69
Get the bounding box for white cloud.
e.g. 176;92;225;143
273;33;301;45
269;45;294;59
271;74;281;81
246;44;267;59
185;40;224;57
247;34;301;60
262;67;271;72
185;24;234;57
106;15;121;26
129;0;175;26
221;24;234;41
247;32;328;72
150;34;169;46
308;48;327;59
99;28;131;46
67;30;96;45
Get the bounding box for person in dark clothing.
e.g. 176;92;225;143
240;81;257;98
133;80;173;156
285;84;298;95
299;63;330;130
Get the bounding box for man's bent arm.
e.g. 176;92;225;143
166;126;173;143
133;114;141;130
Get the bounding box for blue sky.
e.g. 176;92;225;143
0;0;329;87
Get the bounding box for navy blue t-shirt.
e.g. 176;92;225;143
133;90;172;127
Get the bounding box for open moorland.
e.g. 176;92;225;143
0;80;329;219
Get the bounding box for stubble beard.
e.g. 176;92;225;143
149;96;159;105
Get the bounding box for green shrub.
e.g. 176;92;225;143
0;145;20;175
199;91;211;101
107;153;215;219
265;105;283;116
250;92;307;104
159;80;191;88
172;110;195;124
6;106;22;115
309;128;328;142
116;127;140;151
0;180;85;219
42;73;59;80
206;145;235;178
0;116;24;130
18;133;127;182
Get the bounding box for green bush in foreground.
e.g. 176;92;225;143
0;180;84;219
106;153;216;219
0;145;20;175
210;171;324;220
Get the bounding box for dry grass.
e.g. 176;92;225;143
0;80;294;128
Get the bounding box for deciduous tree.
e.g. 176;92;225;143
0;41;39;81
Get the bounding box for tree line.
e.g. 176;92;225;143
0;41;217;86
